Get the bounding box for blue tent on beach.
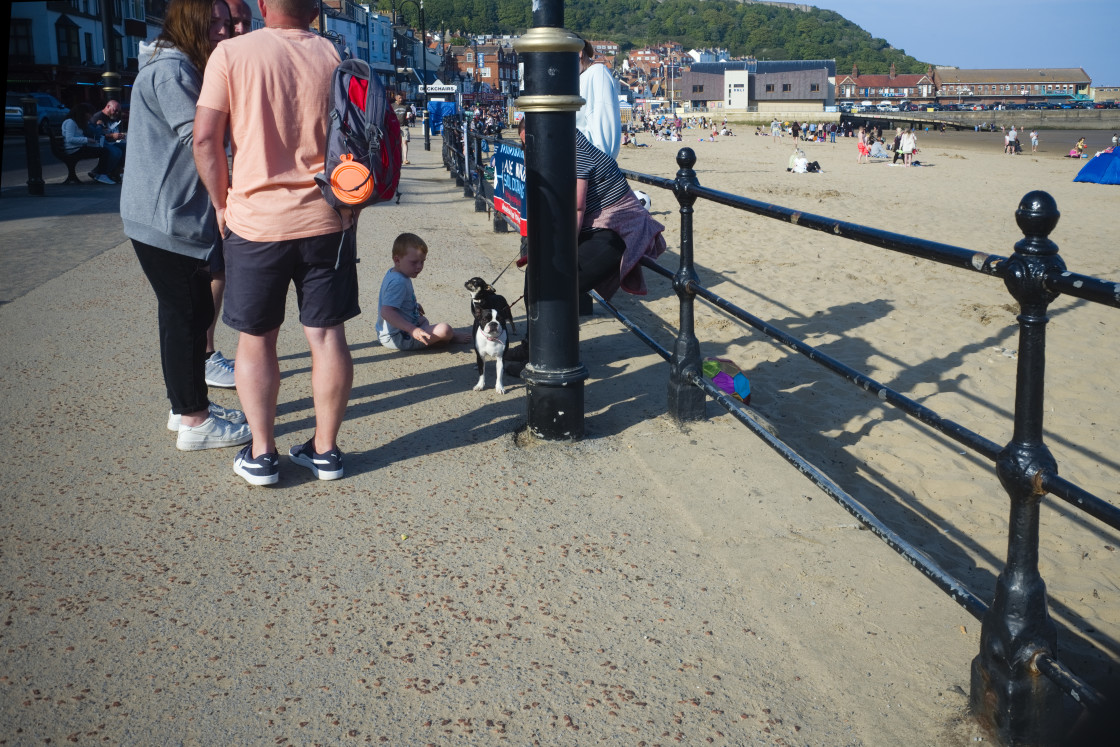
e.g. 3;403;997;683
1073;147;1120;185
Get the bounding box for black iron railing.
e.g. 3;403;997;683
439;130;1118;745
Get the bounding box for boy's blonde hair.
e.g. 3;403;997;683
392;232;428;259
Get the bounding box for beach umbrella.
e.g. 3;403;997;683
1073;147;1120;185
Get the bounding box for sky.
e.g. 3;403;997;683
815;1;1120;85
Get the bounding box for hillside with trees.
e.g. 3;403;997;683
401;0;929;74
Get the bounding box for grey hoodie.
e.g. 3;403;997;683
120;43;217;259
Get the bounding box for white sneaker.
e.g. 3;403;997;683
205;351;236;388
167;402;247;432
176;416;252;451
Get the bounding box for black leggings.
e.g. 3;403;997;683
519;229;625;302
577;228;625;294
133;240;214;415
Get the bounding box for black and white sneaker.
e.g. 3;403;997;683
234;442;279;486
289;438;344;480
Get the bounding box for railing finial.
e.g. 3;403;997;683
1014;191;1060;256
676;147;697;171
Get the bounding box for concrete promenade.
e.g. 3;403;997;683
0;138;981;744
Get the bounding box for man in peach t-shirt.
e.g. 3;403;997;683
195;0;357;486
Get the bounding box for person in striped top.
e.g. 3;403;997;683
575;130;667;299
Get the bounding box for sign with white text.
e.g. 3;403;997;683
491;142;527;235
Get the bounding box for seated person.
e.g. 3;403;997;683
61;103;120;184
90;100;126;140
87;100;126;177
377;232;472;350
574;129;667;299
787;148;803;171
869;140;891;158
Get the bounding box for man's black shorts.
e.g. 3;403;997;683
222;229;360;334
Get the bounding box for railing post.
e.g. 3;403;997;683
21;97;45;196
970;191;1068;745
463;123;474;197
667;147;706;422
453;121;464;186
474;135;486;212
515;0;588;441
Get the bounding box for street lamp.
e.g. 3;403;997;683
391;0;430;151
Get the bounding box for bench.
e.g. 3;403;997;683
48;131;98;185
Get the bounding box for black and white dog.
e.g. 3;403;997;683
464;277;515;334
472;307;508;394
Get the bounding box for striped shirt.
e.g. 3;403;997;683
576;130;631;217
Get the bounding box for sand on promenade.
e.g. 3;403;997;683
0;130;1115;745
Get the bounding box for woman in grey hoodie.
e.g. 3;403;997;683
121;0;250;451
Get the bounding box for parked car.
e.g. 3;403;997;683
5;92;69;134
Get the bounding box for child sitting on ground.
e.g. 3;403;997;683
377;232;471;350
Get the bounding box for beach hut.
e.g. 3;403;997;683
1073;147;1120;185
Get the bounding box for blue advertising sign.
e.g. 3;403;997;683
491;141;527;235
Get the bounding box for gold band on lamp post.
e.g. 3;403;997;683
514;94;585;113
514;26;584;54
101;70;121;96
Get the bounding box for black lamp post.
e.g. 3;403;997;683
515;0;587;440
392;0;430;151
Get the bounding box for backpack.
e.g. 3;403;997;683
315;58;402;210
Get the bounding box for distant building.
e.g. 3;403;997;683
7;0;156;106
1092;85;1120;103
932;68;1092;104
440;42;518;98
836;64;935;104
687;48;731;64
627;48;661;75
676;71;727;110
687;60;834;112
590;40;619;60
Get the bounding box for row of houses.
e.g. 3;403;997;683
594;42;1103;112
6;5;1111;114
7;1;452;109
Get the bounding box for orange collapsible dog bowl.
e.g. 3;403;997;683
330;154;373;205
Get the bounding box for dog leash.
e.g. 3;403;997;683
489;249;522;287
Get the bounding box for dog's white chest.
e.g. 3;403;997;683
475;328;506;359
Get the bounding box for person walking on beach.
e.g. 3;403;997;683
194;0;359;485
1030;130;1039;153
856;126;870;164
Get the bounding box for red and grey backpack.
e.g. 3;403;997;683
315;58;402;210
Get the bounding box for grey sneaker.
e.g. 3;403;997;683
204;351;236;388
176;416;252;451
167;402;247;431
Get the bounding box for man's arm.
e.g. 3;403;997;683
193;105;231;235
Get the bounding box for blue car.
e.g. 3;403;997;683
5;92;69;134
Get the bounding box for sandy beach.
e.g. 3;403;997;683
607;124;1120;693
0;126;1116;745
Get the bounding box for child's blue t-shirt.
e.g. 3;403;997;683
377;268;420;344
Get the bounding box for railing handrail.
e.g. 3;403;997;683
622;168;1120;310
